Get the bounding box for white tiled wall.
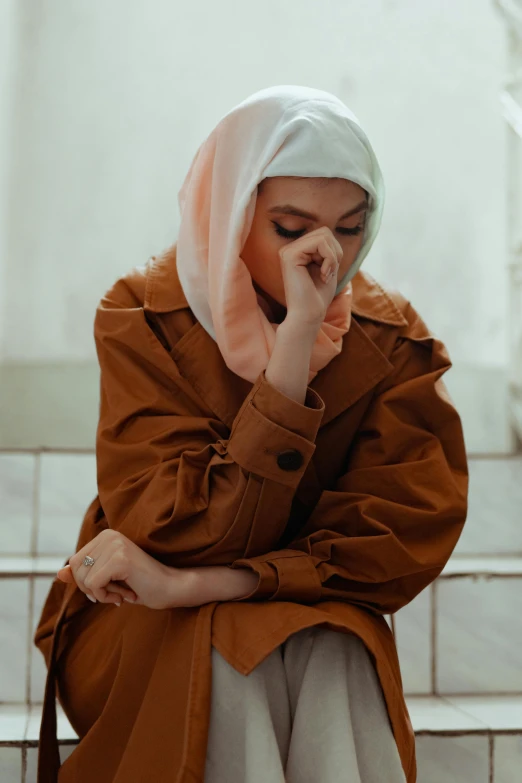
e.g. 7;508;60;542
30;577;57;704
0;748;22;783
0;579;30;702
455;457;522;555
416;735;490;783
0;454;35;554
436;578;522;693
494;736;522;782
393;587;432;695
37;453;97;555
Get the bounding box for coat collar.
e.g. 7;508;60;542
142;243;407;433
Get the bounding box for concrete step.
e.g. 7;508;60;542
454;456;522;556
0;696;521;782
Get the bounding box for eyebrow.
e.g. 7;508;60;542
267;199;369;222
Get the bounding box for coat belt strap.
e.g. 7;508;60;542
37;581;78;783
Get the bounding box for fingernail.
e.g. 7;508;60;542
87;595;96;603
114;602;121;607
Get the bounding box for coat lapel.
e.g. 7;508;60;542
142;243;407;432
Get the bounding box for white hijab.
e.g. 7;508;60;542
175;85;385;383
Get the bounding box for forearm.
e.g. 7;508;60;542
167;565;260;608
265;319;318;405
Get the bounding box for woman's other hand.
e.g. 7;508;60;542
56;529;189;610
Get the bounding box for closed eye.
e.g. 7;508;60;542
272;221;364;239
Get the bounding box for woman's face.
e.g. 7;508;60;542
241;176;368;322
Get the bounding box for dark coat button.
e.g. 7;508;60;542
276;449;304;471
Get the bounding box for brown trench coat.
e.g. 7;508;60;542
34;243;468;783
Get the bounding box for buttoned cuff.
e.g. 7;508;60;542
227;370;325;489
228;551;323;603
252;369;325;438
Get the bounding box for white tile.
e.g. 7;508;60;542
406;696;488;732
37;453;96;555
34;556;69;574
25;706;43;743
444;367;511;454
437;578;522;692
0;703;29;741
0;580;30;702
0;557;34;575
0;747;22;783
30;576;60;703
494;735;522;783
24;748;36;783
415;735;489;783
0;453;35;554
454;457;522;555
394;588;432;695
446;696;522;731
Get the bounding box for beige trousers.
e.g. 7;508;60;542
204;625;407;783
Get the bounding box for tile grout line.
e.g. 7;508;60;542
488;732;494;783
406;691;522;698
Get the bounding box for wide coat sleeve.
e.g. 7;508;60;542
92;275;325;568
228;301;469;614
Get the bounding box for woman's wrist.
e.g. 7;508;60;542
265;319;317;405
169;565;260;607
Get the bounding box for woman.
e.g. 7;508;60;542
34;85;468;783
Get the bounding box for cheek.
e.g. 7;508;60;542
245;235;284;289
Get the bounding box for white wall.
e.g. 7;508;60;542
0;0;19;356
0;0;513;450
